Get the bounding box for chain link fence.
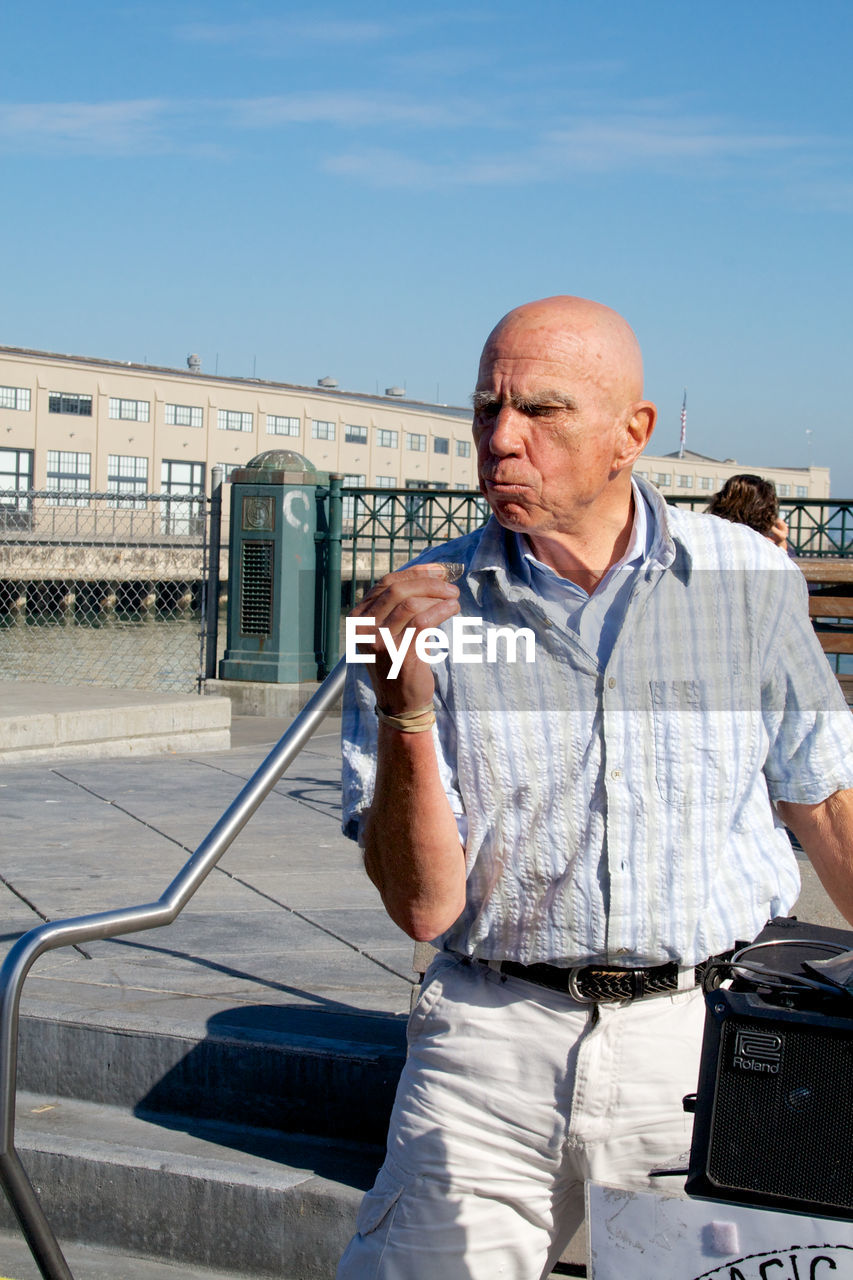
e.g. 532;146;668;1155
0;490;211;692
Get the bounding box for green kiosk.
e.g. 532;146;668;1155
219;449;327;684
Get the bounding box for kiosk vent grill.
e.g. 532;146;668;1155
240;541;273;635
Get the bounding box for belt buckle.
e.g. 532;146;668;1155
567;967;597;1003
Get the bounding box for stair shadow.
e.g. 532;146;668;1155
134;1003;406;1187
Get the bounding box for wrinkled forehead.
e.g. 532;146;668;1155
476;302;645;403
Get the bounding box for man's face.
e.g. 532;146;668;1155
473;316;633;538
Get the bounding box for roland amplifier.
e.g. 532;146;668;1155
686;919;853;1219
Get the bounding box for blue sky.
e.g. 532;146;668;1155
2;1;852;493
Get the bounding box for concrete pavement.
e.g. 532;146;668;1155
0;694;848;1278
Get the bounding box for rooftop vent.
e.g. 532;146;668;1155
317;376;338;388
385;385;406;398
187;353;202;372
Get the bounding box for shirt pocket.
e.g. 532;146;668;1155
649;679;729;809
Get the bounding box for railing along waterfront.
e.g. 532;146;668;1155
340;486;489;599
0;488;214;692
667;496;853;558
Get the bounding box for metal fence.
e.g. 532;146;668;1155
667;496;853;557
0;489;211;693
341;486;490;601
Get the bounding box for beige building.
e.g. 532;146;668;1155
0;345;829;509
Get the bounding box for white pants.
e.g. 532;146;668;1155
337;952;706;1280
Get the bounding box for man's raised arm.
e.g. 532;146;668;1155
351;566;467;941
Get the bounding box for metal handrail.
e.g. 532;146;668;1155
0;659;347;1280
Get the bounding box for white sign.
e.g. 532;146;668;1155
587;1183;853;1280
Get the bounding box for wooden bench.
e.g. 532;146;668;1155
797;559;853;706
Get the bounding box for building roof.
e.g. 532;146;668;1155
0;344;472;421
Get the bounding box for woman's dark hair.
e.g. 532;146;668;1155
707;474;779;536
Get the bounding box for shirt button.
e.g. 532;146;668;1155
610;768;622;780
608;677;616;689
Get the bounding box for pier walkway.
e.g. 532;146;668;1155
0;694;847;1278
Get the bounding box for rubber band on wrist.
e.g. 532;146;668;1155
375;701;436;733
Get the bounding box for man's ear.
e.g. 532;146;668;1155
615;401;656;469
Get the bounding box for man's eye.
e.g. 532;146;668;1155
474;404;499;423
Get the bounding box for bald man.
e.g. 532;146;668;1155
337;297;853;1279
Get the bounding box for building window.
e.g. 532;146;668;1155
161;459;205;533
676;475;694;488
312;418;335;440
455;482;471;490
342;473;366;521
49;391;92;416
795;485;808;497
109;397;150;422
698;476;713;490
216;463;242;481
0;447;33;527
778;483;791;497
377;429;398;449
345;424;368;444
107;454;148;507
166;403;203;428
46;449;91;505
456;439;471;458
267;414;300;437
0;385;31;411
634;470;647;480
654;472;671;487
218;409;253;433
406;432;426;452
434;437;449;455
374;474;395;514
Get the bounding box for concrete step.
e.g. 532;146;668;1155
0;683;231;764
18;1007;405;1145
3;1092;381;1278
0;1227;271;1280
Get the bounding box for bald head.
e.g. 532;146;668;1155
479;296;646;411
471;294;656;570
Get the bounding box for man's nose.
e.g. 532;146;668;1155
487;406;525;455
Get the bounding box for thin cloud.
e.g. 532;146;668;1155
323;110;832;189
0;100;173;154
174;17;395;51
229;93;470;131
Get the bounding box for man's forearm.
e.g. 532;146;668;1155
778;788;853;926
361;724;467;942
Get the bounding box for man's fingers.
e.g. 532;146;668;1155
352;566;460;622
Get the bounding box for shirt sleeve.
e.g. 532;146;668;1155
761;564;853;804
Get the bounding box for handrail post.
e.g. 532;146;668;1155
204;465;224;682
322;474;343;678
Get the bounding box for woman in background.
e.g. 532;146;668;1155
707;473;790;552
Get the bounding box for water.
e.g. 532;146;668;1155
0;611;209;693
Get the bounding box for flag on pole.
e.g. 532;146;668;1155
678;390;687;459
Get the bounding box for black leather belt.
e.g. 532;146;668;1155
481;958;709;1003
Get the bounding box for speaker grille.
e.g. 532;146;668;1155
709;1015;853;1211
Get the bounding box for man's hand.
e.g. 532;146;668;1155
351;565;461;714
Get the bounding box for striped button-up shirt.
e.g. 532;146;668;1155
341;478;853;967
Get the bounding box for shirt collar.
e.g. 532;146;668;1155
467;472;681;600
